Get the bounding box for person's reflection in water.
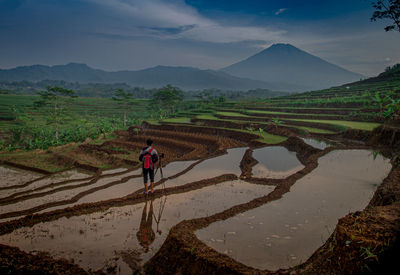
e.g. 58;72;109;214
136;198;155;252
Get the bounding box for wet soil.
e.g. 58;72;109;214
243;106;376;115
0;169;92;199
0;165;43;189
0;180;273;273
195;150;391;270
237;110;382;123
0;244;88;274
145;162;400;275
214;114;345;132
0;122;399;274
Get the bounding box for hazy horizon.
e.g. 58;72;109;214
1;0;399;77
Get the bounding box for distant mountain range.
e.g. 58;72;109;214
222;43;364;91
0;63;278;91
0;44;364;92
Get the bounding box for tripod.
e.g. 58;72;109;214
154;154;164;178
154;153;165;190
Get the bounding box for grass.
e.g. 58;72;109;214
236;128;287;144
216;111;250;117
163;119;287;144
285;118;381;131
196;113;339;134
282;125;337;134
0;94;150;134
245;110;339;117
0;150;72;173
196;114;220;120
143;119;161;125
162;117;191;123
256;131;287;144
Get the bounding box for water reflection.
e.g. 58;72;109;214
137;199;155;252
153;195;167;235
0;180;272;272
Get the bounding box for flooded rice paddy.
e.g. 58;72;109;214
0;180;273;273
251;146;304;179
301;138;330;150
195;150;392;270
0;144;393;273
0;148;245;220
0;165;42;188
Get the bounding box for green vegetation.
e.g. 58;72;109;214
1;65;398;154
162;117;191;123
151;85;184;119
0;85;190;151
283;125;336;134
254;131;287;144
216;111;250;117
245;109;339;117
285;119;381;131
112;88;137;127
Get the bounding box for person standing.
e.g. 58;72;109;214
139;138;158;194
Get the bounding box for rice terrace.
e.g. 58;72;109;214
1;1;400;274
0;63;399;274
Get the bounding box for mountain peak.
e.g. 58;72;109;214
60;63;92;69
257;43;302;56
222;43;363;91
269;43;296;49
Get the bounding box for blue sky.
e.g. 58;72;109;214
0;0;399;76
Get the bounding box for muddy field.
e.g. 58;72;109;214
0;123;399;275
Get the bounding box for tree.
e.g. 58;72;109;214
151;85;183;118
112;89;136;127
371;0;400;32
34;86;76;142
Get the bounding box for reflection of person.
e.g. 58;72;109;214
136;199;155;252
139;139;158;194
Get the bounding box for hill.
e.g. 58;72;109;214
221;43;364;91
0;63;281;91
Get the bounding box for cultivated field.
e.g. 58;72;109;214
0;76;399;274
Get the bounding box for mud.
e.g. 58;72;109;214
192;118;301;138
2;160;52;175
145;142;331;274
0;180;273;273
137;122;259;144
214;114;345;132
0;244;88;274
239;109;381;123
0;169;92;199
0;165;43;189
43;160;196;213
0;122;399;274
369;125;400;146
145;160;400;275
243;106;376;115
195;150;391;270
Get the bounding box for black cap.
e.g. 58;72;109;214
146;139;153;146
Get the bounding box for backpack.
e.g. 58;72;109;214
143;148;154;169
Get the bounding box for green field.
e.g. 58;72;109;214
1;69;398;152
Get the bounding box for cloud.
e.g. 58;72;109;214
275;8;287;15
147;24;197;35
85;0;286;43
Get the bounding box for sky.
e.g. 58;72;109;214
0;0;399;76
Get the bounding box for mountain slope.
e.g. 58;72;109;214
221;43;364;91
0;63;281;91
